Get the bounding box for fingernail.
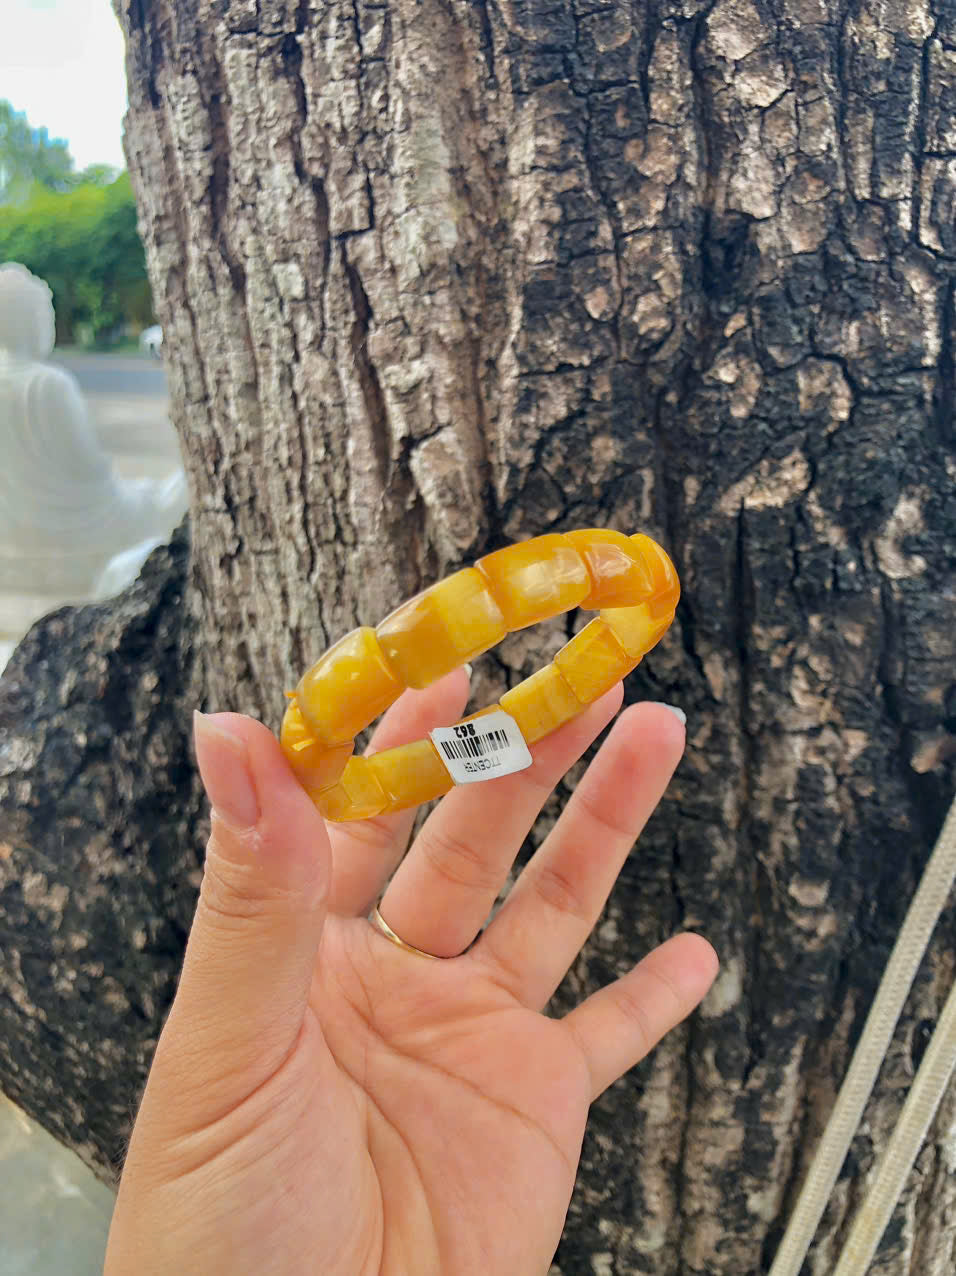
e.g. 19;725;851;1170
651;702;686;726
463;662;473;679
193;711;260;830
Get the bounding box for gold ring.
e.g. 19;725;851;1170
369;907;441;960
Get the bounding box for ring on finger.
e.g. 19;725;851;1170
369;906;445;960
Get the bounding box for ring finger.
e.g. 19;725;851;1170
375;684;624;957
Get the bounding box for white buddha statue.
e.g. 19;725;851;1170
0;262;187;600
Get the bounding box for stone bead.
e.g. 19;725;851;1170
554;617;632;703
377;568;507;689
565;528;655;608
600;602;672;659
500;664;582;745
367;738;454;810
295;627;404;746
629;533;680;618
280;701;354;791
476;534;590;630
319;757;388;822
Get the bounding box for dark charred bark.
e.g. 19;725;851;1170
0;526;203;1177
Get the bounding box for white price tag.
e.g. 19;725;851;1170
430;709;533;785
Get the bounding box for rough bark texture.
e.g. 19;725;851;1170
0;526;202;1175
1;0;955;1270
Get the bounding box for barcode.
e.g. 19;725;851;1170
431;709;531;784
438;727;510;763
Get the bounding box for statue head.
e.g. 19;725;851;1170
0;262;56;360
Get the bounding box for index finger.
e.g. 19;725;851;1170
326;666;470;916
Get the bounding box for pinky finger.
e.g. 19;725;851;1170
563;933;718;1101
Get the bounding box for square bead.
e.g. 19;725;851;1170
554;618;632;704
500;664;582;745
296;627;405;745
281;703;354;791
629;534;680;617
564;529;654;608
600;603;672;659
319;758;387;822
476;534;589;630
367;739;454;810
376;568;506;689
599;599;673;658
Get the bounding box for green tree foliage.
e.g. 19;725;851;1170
74;162;121;189
0;171;153;345
0;99;76;203
0;100;151;345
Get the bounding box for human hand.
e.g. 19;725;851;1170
105;671;717;1275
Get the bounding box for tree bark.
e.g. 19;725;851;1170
2;0;956;1270
0;527;203;1176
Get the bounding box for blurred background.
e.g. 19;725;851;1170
1;3;184;678
2;3;177;1268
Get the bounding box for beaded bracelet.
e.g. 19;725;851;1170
280;529;679;822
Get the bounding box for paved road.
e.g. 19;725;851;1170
52;350;169;397
0;1096;113;1276
49;349;178;470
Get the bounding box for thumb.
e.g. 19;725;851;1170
156;711;331;1109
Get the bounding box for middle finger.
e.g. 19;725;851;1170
376;684;624;957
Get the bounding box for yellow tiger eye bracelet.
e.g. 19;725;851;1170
280;529;680;822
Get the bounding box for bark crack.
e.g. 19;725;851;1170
471;0;498;85
912;15;941;248
342;245;391;487
123;0;162;109
733;505;763;1089
204;47;259;404
934;279;955;449
569;1;626;351
688;4;718;223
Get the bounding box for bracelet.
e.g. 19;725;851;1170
280;529;679;822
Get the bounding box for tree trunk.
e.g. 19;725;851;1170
2;0;955;1270
0;527;203;1177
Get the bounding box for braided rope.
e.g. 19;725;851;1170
770;795;956;1276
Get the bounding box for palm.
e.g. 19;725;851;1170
303;919;591;1274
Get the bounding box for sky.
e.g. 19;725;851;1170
4;0;128;171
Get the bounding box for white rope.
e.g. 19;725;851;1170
769;795;956;1276
833;973;956;1275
